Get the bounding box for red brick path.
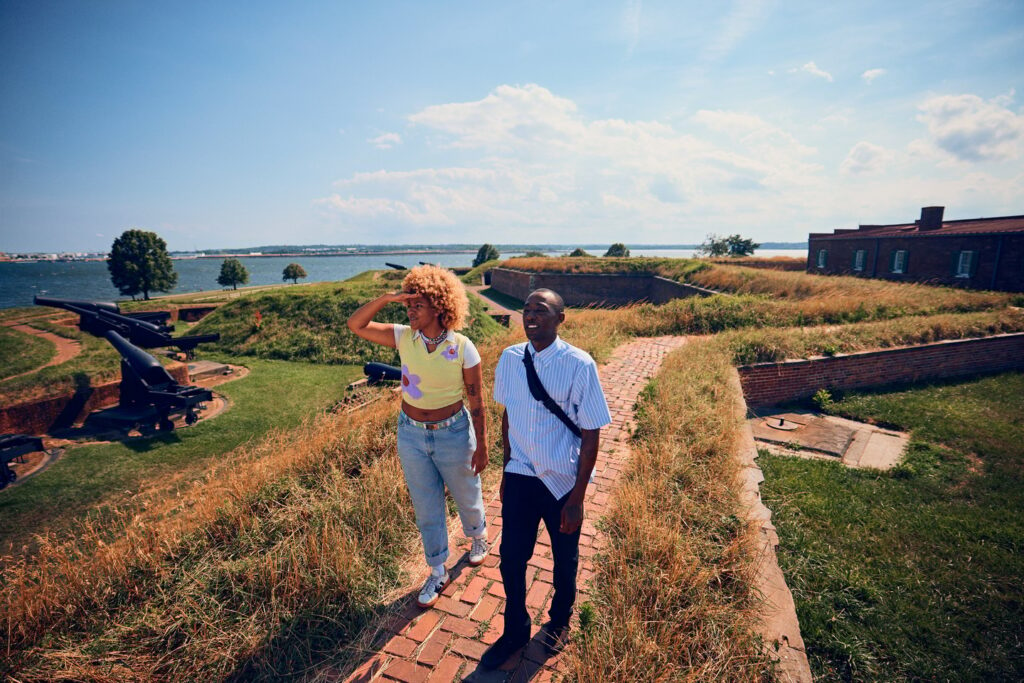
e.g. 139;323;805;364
344;336;688;683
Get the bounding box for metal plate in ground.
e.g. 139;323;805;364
752;413;855;458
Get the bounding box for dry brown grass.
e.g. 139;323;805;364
1;325;521;680
707;256;806;271
716;307;1024;365
567;340;772;681
1;400;410;678
689;263;1010;309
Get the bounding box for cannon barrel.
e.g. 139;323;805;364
385;262;407;270
104;330;177;388
34;295;120;314
363;362;401;383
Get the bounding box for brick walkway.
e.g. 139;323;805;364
344;336;688;683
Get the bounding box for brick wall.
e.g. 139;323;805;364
807;234;1024;292
490;268;717;305
0;362;191;435
738;333;1024;408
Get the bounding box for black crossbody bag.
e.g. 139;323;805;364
523;347;582;438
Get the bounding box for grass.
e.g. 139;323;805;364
0;358;362;551
0;325;55;379
0;321;122;405
500;257;1013;326
713;307;1024;364
758;371;1024;681
2;262;1018;680
190;274;503;365
569;340;772;680
1;399;415;680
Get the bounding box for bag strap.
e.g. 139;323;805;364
523;347;582;438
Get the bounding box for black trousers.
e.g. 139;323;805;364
500;472;581;634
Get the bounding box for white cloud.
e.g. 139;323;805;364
316;84;1021;243
861;68;886;84
320;84;829;242
368;132;402;149
792;61;833;82
915;92;1024;162
840;142;894;175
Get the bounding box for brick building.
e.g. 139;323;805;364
807;207;1024;292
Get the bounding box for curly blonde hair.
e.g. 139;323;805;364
402;264;470;330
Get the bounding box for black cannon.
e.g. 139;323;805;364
363;362;401;384
105;330;213;431
34;295;219;357
0;434;44;489
385;262;407;270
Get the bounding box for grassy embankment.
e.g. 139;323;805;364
0;358;363;550
0;325;55;380
569;339;773;681
2;261;1019;680
1;270;509;679
760;372;1024;681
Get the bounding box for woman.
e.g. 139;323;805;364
347;265;489;608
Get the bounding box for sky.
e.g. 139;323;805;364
1;1;1022;252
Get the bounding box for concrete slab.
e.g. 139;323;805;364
750;409;908;470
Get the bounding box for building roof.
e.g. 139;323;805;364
809;214;1024;241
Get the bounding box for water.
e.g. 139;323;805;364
0;249;807;310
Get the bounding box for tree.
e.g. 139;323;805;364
217;258;249;290
603;243;630;257
473;244;500;267
106;229;178;300
568;248;592;257
523;250;547;257
697;234;761;258
283;262;307;284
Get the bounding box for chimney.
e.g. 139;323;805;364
918;206;945;231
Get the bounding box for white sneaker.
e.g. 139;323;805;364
417;570;449;608
469;536;489;566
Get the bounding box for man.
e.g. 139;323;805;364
482;288;612;669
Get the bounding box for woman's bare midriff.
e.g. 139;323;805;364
402;399;464;423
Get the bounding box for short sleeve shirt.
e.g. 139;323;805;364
493;337;612;499
393;325;480;409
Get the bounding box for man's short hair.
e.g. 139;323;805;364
528;288;565;314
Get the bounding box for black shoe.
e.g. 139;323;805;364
540;621;570;655
480;630;530;669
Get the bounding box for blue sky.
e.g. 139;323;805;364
1;0;1021;252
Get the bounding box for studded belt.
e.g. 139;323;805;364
402;408;464;430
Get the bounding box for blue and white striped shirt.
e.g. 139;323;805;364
493;337;612;499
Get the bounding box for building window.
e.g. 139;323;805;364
955;250;976;278
816;249;828;269
890;249;908;274
852;249;866;272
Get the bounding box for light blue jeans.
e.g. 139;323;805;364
397;406;486;567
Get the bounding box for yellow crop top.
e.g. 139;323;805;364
394;325;481;409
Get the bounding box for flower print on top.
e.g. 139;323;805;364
401;364;424;399
441;344;460;362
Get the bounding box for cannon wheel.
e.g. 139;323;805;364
158;417;175;432
185;410;199;426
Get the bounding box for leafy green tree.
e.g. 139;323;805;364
106;229;178;300
697;234;761;257
282;262;307;284
568;248;592;257
217;258;249;290
603;243;630;257
473;244;500;267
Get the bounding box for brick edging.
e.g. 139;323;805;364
729;370;813;682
